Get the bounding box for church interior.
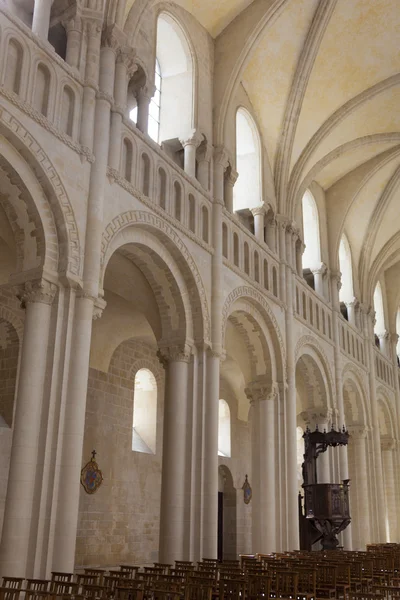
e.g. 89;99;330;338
1;0;400;593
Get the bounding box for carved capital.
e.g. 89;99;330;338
116;46;137;76
348;425;368;439
157;344;192;366
137;84;156;102
331;270;342;291
345;297;360;309
251;206;265;218
180;129;204;149
84;19;102;38
276;215;290;231
381;436;396;451
377;330;390;341
225;168;239;187
245;379;278;404
213;146;230;170
300;408;332;429
62;15;83;33
18;279;57;307
197;143;212;163
93;296;107;320
101;24;125;51
311;262;328;276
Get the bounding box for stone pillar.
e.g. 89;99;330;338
180;131;203;179
348;426;370;549
80;19;102;151
312;262;327;298
381;437;397;542
277;216;287;303
361;304;387;541
202;349;220;558
246;380;277;553
32;0;53;39
345;298;359;329
136;86;153;135
300;410;332;484
265;215;277;254
0;279;57;578
197;145;212;191
109;46;136;172
378;331;391;357
251;206;265;243
158;346;191;563
63;17;82;70
224;169;238;214
296;241;305;277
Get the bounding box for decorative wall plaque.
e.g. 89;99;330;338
81;450;103;494
242;474;252;504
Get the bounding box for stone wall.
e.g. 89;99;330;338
76;340;164;567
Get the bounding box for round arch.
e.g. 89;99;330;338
342;369;369;427
0;110;81;278
294;337;334;414
376;390;397;440
101;211;210;346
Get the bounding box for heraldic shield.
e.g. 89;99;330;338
81;450;103;494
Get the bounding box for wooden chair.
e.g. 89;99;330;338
25;580;50;592
1;580;23;590
218;578;246;600
80;585;107;600
272;570;298;599
76;575;98;589
84;570;106;585
50;581;79;595
149;591;182;600
154;564;172;575
119;566;140;579
24;592;56;600
0;588;21;600
184;580;213;600
115;585;145;600
247;574;271;600
51;573;74;584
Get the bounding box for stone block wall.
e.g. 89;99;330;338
76;340;164;567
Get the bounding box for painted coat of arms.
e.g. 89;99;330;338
242;474;252;504
81;450;103;494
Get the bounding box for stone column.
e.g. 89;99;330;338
51;294;104;572
0;279;57;578
251;206;265;243
180;131;203;179
224;168;238;214
381;437;397;542
158;346;191;563
246;380;277;553
32;0;53;39
361;304;387;541
348;426;370;549
265;215;277;254
197;145;212;191
378;331;391;358
311;262;327;298
136;86;153;135
109;46;137;172
80;19;102;151
276;216;287;302
345;298;359;329
296;241;305;277
63;16;82;70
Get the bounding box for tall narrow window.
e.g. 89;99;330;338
234;108;262;212
373;281;386;345
132;368;157;454
301;190;321;272
218;399;231;457
339;233;354;303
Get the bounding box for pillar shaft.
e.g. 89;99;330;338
0;281;56;578
32;0;53;39
159;351;191;562
382;439;397;542
136;88;151;134
252;208;265;243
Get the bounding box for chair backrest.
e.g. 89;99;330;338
0;588;21;600
50;581;78;595
247;574;271;599
184;581;213;600
25;581;50;592
50;573;73;583
1;580;23;590
218;578;246;600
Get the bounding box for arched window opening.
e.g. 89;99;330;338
301;190;321;279
272;267;278;297
218;399;231;457
34;63;51;117
156;13;193;146
254;251;260;283
141;153;150;196
132;368;157;454
234;108;262;212
122;139;133;182
373;282;386;342
295;287;300;314
316;305;320;330
339;233;354;304
322;311;326;335
309;298;313;325
222;223;228;259
5;39;23;95
201;206;209;243
263;260;269;290
61;86;74;137
174;181;182;221
188;194;196;232
244;242;250;275
233;233;239;267
302;293;307;320
157;167;167;209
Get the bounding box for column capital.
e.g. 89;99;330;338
389;332;399;345
300;408;332;429
136;83;156;102
157;344;192;366
245;379;278;404
311;262;328;276
213;146;230;170
197;143;212;163
330;270;342;291
83;18;102;38
251;205;266;218
116;46;137;77
101;24;126;52
345;296;360;309
377;330;390;341
381;436;396;451
225;168;239;187
348;425;368;439
17;279;58;307
93;296;107;320
62;14;83;33
179;130;204;149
